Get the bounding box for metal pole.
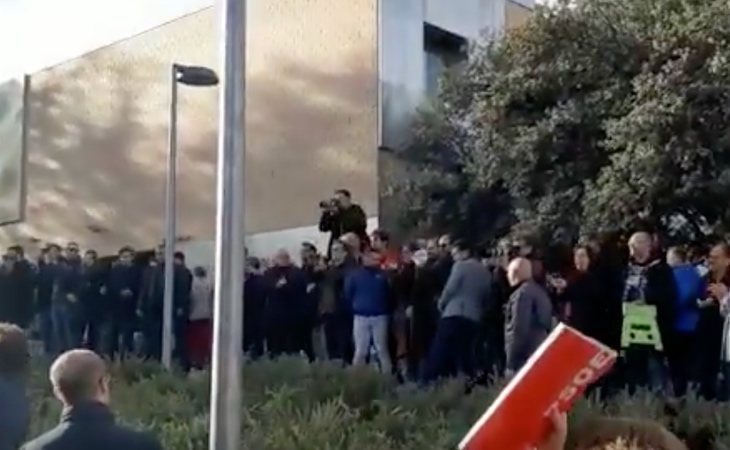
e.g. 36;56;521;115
162;63;178;370
209;0;245;448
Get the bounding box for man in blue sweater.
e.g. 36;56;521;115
345;250;392;373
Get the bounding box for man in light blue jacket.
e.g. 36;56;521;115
423;241;492;382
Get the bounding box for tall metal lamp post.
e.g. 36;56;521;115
162;63;219;370
209;0;246;448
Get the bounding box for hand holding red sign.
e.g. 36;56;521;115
459;323;617;450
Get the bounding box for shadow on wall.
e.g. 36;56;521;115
0;47;377;257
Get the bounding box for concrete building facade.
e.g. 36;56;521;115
0;0;532;267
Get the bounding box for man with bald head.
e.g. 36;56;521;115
21;349;163;450
504;257;553;374
264;249;309;358
621;231;677;392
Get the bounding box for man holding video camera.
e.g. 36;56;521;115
318;189;368;257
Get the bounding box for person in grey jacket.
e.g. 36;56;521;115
0;323;30;450
422;241;492;382
505;257;553;374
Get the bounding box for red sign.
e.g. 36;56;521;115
459;323;617;450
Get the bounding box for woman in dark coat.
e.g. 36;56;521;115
556;245;607;343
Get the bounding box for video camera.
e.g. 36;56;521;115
319;198;340;210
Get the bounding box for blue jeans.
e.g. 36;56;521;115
352;315;392;373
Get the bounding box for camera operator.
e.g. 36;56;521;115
318;189;367;257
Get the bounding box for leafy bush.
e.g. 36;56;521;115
26;358;730;449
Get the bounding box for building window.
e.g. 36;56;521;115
424;23;468;96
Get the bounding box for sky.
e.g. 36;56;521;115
0;0;213;82
0;0;554;83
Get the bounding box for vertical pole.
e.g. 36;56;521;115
209;0;245;448
162;64;178;370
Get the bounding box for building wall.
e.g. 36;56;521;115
505;0;533;29
378;0;532;235
0;0;378;258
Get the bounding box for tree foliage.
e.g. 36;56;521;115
397;0;730;245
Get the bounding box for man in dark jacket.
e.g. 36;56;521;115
621;231;678;392
299;243;323;361
77;250;107;352
504;257;553;374
37;244;71;357
106;247;140;359
0;246;35;328
264;249;308;358
320;240;356;363
138;247;192;367
318;189;368;257
0;323;30;450
21;349;162;450
243;257;266;359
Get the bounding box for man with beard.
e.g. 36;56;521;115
264;249;308;358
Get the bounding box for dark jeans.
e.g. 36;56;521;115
144;315;163;361
173;319;189;372
244;318;265;359
666;331;697;397
267;322;299;358
323;313;353;363
621;345;666;394
422;316;479;383
108;313;136;359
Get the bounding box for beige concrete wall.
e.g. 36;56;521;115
0;0;378;255
505;0;532;29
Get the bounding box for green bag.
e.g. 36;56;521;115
621;303;663;351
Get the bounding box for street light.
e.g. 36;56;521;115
163;63;219;370
209;0;246;448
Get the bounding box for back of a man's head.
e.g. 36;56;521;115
0;323;28;380
50;350;108;407
572;418;687;450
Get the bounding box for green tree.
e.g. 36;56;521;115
395;0;730;245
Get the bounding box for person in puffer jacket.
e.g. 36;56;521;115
666;246;704;397
345;250;392;373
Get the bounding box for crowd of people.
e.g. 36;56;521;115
0;242;213;371
0;188;727;450
2;188;730;400
0;190;730;400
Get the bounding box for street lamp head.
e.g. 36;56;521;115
174;64;220;87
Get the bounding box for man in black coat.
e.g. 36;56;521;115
621;231;678;392
20;349;162;450
137;247;192;369
1;246;36;329
107;247;140;359
77;250;108;352
318;189;368;257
